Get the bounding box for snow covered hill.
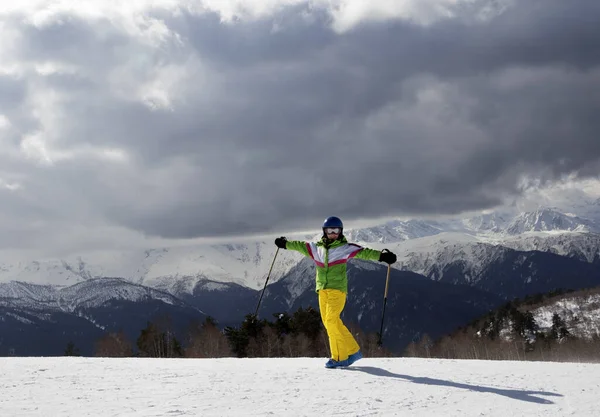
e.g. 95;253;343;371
1;357;598;416
491;288;600;341
533;292;600;340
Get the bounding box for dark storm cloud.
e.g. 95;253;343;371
2;0;600;246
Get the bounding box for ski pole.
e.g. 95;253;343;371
254;247;280;318
378;250;392;347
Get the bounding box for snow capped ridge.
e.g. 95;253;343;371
0;281;57;302
0;278;194;312
501;232;600;263
350;205;598;240
461;211;513;233
344;219;444;243
391;227;600;285
396;237;509;283
193;278;232;292
59;278;190;309
504;208;598;235
0;258;87;286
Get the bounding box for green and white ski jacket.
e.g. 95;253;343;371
285;236;382;293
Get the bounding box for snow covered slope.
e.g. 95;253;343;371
511;289;600;340
533;293;600;339
1;357;598;416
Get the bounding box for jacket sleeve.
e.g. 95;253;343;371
354;247;382;262
285;240;311;258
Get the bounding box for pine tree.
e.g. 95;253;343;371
272;312;292;337
64;341;80;356
290;306;323;341
523;311;538;334
224;325;250;358
551;313;570;341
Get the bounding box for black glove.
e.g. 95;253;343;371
379;250;396;265
275;237;288;249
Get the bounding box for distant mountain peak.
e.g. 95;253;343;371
344;219;443;243
505;208;596;235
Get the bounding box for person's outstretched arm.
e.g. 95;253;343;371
274;237;311;258
354;246;397;264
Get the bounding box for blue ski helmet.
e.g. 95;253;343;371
323;216;343;229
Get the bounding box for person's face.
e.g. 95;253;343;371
324;227;341;239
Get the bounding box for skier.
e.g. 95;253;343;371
274;216;397;368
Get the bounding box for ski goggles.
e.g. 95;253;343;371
324;227;341;234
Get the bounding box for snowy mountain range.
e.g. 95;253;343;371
0;278;195;313
2;207;600;294
3;192;600;355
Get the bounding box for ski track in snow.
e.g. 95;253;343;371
1;357;599;416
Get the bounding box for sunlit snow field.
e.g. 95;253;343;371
1;357;599;416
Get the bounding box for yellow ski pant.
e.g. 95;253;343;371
318;289;360;361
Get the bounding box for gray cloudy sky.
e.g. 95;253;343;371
1;0;600;255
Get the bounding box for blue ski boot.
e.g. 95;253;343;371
347;350;363;366
325;358;349;369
